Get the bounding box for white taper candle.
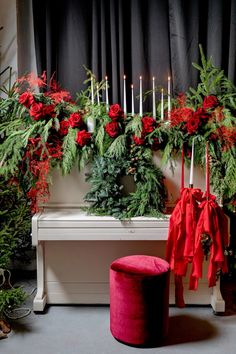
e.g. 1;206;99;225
161;88;164;121
131;84;134;116
105;75;109;112
123;75;127;115
91;77;94;105
97;84;100;106
189;138;195;187
167;76;171;119
152;77;156;119
139;76;143;117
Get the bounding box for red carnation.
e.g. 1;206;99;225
105;121;120;138
133;135;145;146
76;130;91;147
203;95;219;110
142;116;156;133
68;112;84;128
186;116;200;134
43;104;55;118
59;120;69;136
19;92;35;107
108;104;124;120
29;102;44;120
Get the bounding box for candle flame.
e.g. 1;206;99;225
140;76;142;80
161;88;164;93
131;84;133;88
124;75;126;79
153;76;155;80
168;76;171;80
105;76;108;80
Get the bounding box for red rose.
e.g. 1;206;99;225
194;107;209;122
105;121;120;138
43;104;55;118
19;92;35;107
141;116;156;133
133;135;145;145
68;112;83;128
59;120;69;136
186;116;200;134
203;95;219;109
108;104;124;120
181;107;194;122
29;102;44;120
76;130;91;147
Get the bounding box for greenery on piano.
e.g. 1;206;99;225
85;149;167;219
0;47;235;215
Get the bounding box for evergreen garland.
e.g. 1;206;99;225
85;145;167;220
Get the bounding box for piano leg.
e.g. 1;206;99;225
33;241;47;312
211;278;225;313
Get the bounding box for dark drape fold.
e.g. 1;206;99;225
32;0;236;107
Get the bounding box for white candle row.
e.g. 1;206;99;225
90;75;171;119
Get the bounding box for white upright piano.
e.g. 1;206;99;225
31;162;226;313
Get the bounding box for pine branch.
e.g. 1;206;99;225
106;134;126;158
61;128;77;175
95;125;105;155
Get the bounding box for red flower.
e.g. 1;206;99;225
105;121;120;138
194;107;209;122
43;104;56;118
203;95;219;110
48;90;72;103
59;120;69;136
133;135;145;146
76;130;91;147
170;107;194;126
29;102;44;120
141;116;156;133
68;112;83;128
186;116;200;134
177;93;187;107
19;92;35;107
217;126;236;149
108;104;124;120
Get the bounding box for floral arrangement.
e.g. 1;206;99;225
164;48;236;212
0;47;235;216
0;72;93;212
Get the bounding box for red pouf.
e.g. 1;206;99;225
110;255;170;346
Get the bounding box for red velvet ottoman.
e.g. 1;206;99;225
110;255;170;346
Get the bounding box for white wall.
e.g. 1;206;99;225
0;0;37;93
0;0;18;88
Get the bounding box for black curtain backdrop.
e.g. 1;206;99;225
32;0;236;112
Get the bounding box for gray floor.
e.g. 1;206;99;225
1;279;236;354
